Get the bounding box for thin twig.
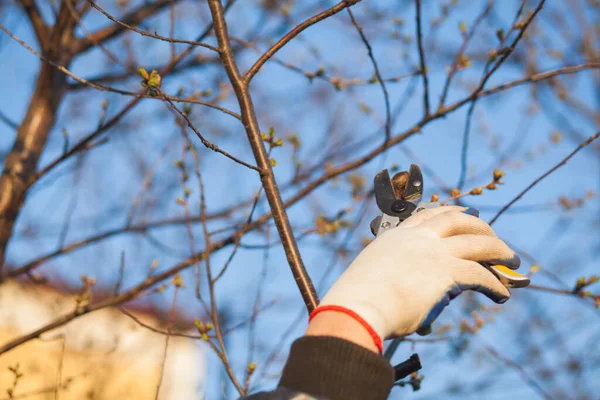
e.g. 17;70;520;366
76;0;185;53
415;0;430;116
117;297;279;340
0;27;240;119
64;0;126;69
18;0;49;50
169;0;176;61
456;0;546;189
489;131;600;225
85;1;218;52
346;8;391;141
0;108;18;130
456;101;478;189
126;143;174;226
244;227;271;393
175;125;211;313
212;186;263;282
245;0;362;83
438;2;493;108
67;55;221;90
483;344;555;400
155;285;179;400
54;334;66;400
232;35;418;88
114;251;126;296
159;89;259;172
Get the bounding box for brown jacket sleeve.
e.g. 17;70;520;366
243;336;395;400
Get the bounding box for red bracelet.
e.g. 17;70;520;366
309;305;383;354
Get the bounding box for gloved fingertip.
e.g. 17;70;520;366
462;207;480;217
488;254;521;270
486;288;510;304
498;295;510;304
416;324;432;336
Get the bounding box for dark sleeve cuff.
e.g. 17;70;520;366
278;336;394;400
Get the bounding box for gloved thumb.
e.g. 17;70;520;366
451;260;511;303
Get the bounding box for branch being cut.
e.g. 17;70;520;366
208;0;319;312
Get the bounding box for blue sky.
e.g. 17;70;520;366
1;0;599;398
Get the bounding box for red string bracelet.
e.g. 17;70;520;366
309;305;383;354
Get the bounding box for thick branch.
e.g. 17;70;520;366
208;0;318;312
0;4;79;273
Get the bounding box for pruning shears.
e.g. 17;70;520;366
370;164;530;289
369;164;530;379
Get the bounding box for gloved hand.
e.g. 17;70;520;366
316;205;521;342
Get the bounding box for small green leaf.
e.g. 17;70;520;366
137;67;149;80
147;70;162;88
270;158;278;167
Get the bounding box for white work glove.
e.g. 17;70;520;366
318;205;521;340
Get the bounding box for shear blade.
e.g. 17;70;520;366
374;169;398;214
402;164;424;202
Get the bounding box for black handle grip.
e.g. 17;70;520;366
393;353;422;382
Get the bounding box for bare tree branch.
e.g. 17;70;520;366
75;0;181;54
456;0;546;188
18;0;49;50
208;0;319;312
0;108;18;130
0;1;80;274
438;2;493;108
80;1;218;53
158;89;258;171
489;131;600;225
415;0;430;116
245;0;362;84
346;8;391;142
